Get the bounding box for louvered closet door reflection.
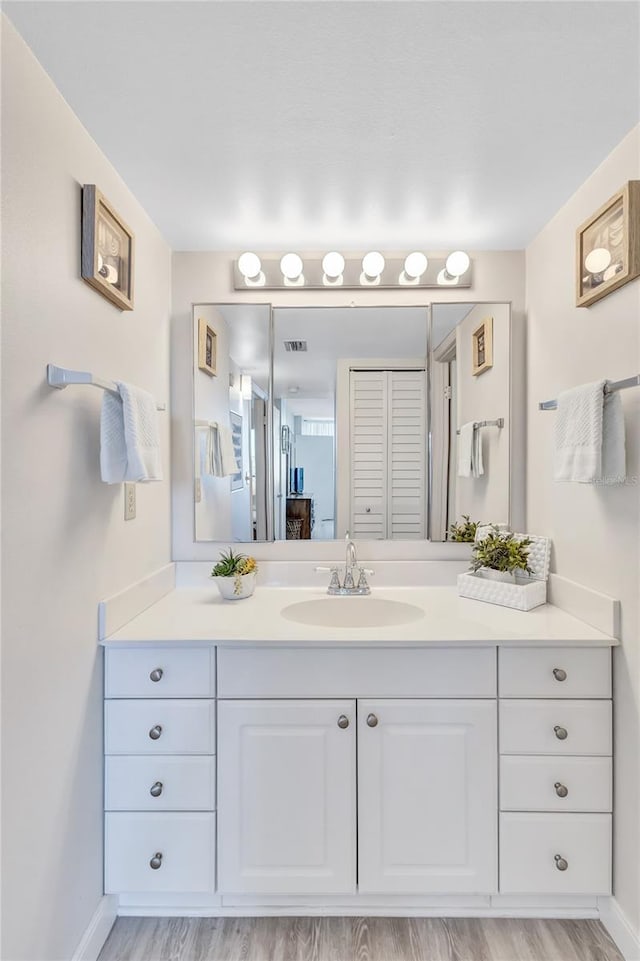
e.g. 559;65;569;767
388;371;426;539
350;370;426;539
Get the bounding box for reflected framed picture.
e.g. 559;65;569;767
197;317;217;376
230;411;243;491
81;185;134;310
472;316;493;376
576;181;640;307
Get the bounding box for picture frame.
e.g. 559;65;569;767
197;317;217;376
81;185;134;310
230;411;243;491
576;181;640;307
472;316;493;376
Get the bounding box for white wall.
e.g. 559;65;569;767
172;251;525;559
1;20;172;961
526;125;640;936
455;304;511;526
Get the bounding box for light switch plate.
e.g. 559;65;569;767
124;483;136;520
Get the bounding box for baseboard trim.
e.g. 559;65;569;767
599;896;640;961
117;903;598;920
71;895;118;961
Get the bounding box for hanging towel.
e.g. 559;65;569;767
100;392;128;484
554;379;625;484
457;422;475;477
472;423;484;478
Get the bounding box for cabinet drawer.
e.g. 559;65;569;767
105;756;216;811
500;756;611;812
218;647;496;698
500;812;611;894
105;647;215;699
105;700;215;755
105;812;216;893
499;700;611;755
499;647;610;699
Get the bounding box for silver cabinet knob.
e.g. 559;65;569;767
366;713;379;728
149;725;163;740
149;668;163;682
554;725;568;740
552;668;567;682
337;715;350;729
149;852;163;870
554;782;569;798
150;781;163;797
554;854;568;871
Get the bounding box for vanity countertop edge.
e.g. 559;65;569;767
99;586;618;647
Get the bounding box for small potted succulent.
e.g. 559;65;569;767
211;549;258;600
470;527;533;583
448;514;480;543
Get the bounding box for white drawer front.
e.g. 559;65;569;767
499;700;611;756
500;812;611;894
499;647;610;699
218;647;496;698
105;756;216;811
105;647;215;699
105;812;216;893
500;756;612;812
105;700;215;755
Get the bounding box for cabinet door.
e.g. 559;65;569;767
358;699;497;894
218;700;356;894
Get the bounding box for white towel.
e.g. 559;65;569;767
554;380;625;484
457;422;475;477
100;383;162;484
472;425;484;478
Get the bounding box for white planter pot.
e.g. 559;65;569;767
458;572;547;612
213;571;257;600
478;568;516;584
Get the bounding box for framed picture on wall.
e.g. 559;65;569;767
81;185;135;310
472;316;493;376
230;411;243;491
576;181;640;307
198;317;217;376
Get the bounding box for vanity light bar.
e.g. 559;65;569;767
232;253;472;290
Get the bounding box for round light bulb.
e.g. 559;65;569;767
322;251;345;279
403;251;428;279
238;251;262;279
280;253;303;280
362;251;385;278
445;250;470;277
584;247;612;274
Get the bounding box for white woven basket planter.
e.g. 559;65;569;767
457;571;547;611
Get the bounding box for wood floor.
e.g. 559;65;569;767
98;916;625;961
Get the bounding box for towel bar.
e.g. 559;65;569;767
539;374;640;410
456;418;504;435
47;364;166;411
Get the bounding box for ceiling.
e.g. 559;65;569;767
5;1;639;251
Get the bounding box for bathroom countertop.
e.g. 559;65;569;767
101;586;618;647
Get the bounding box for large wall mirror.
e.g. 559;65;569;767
193;301;516;543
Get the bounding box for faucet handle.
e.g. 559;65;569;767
356;568;374;591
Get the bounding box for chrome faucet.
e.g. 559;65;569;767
315;532;373;595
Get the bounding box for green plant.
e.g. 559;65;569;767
211;549;258;595
471;528;534;576
448;514;480;543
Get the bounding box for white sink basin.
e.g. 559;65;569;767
281;597;425;629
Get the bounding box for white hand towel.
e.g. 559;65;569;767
601;391;626;485
457;422;475;477
100;392;128;484
116;382;162;482
554;380;603;482
472;424;484;478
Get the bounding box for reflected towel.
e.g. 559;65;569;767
457;422;475;477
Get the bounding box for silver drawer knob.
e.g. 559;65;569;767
149;725;163;740
150;781;163;797
149;852;163;870
552;668;567;682
554;725;568;740
337;715;349;729
554;854;568;871
366;713;379;728
149;668;163;682
554;782;568;798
